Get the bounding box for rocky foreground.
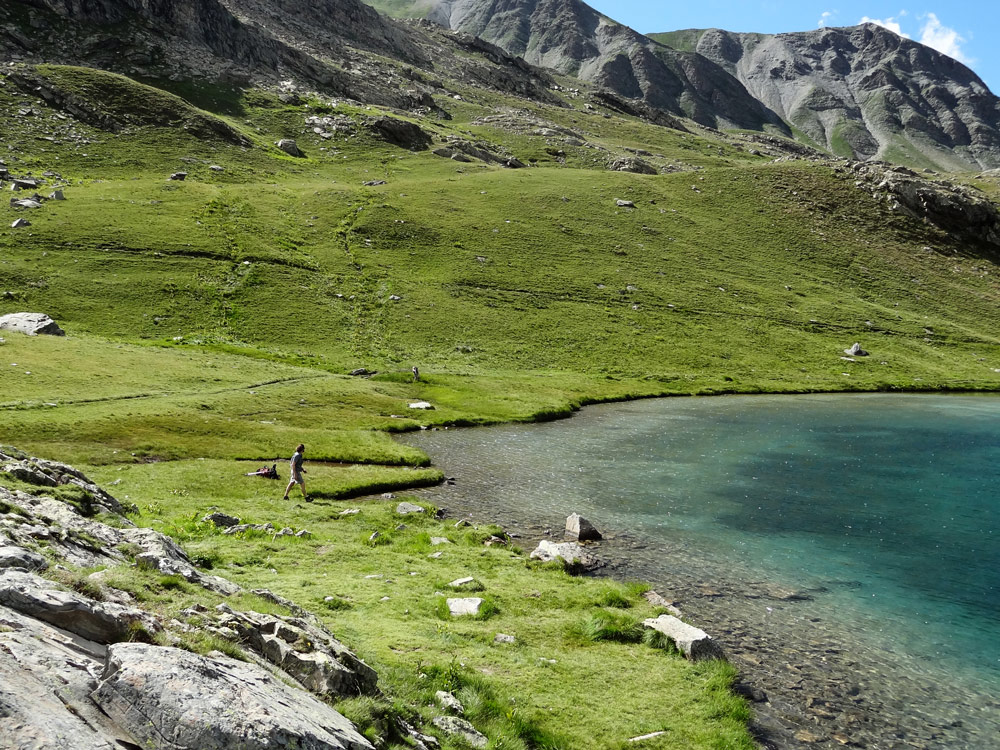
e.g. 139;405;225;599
4;446;724;749
0;446;396;749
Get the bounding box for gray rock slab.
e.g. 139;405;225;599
123;527;240;595
0;570;156;644
642;614;725;662
396;501;425;515
0;603;127;750
0;312;65;336
92;643;375;750
0;544;49;571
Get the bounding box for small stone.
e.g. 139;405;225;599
396;502;424;515
642;614;725;661
11;218;30;228
430;537;452;546
447;577;477;589
446;597;483;616
615;199;635;208
565;512;602;541
169;172;187;181
628;731;668;743
431;716;486;749
202;512;240;528
408;401;434;410
276;139;304;157
493;633;515;644
339;509;360;516
844;342;869;356
435;690;465;715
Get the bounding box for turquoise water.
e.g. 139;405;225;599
404;393;1000;743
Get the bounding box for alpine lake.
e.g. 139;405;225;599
402;393;1000;749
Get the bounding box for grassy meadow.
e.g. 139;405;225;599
3;62;1000;748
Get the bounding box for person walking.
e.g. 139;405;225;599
282;443;310;501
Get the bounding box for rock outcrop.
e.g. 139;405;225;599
848;161;1000;247
0;447;379;750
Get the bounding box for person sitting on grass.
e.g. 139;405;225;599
282;443;310;502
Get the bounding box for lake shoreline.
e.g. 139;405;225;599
400;394;1000;750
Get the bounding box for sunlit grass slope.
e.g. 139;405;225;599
2;62;1000;750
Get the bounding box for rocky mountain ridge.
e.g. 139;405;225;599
413;0;790;132
368;0;1000;170
1;0;561;113
661;24;1000;171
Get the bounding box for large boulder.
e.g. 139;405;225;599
92;643;375;750
0;312;65;336
365;116;431;149
276;139;305;157
607;157;657;175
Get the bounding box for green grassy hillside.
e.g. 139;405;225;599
3;63;1000;749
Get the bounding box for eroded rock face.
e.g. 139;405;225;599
850;162;1000;247
0;570;158;644
92;643;375;750
427;0;785;132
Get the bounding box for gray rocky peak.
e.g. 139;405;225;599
673;23;1000;170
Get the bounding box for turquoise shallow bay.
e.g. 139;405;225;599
405;393;1000;745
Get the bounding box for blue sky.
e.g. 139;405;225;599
586;2;999;92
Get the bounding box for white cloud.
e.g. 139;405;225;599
918;13;973;64
859;15;910;38
818;11;836;27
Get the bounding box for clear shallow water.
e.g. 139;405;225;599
404;393;1000;746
